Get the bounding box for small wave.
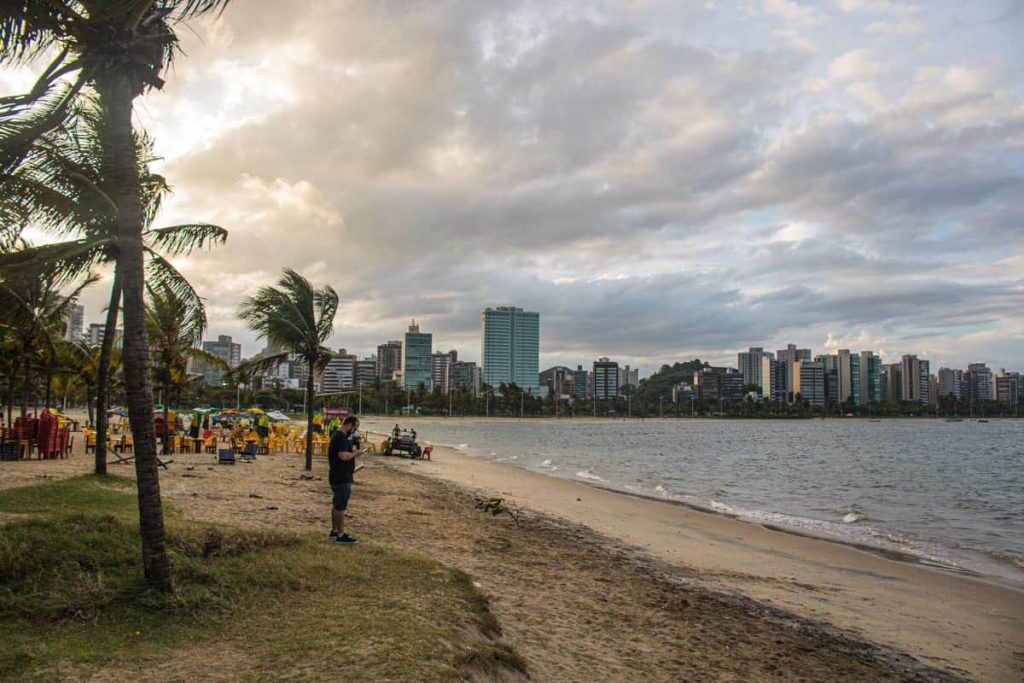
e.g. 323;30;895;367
538;458;558;470
710;500;735;513
654;484;668;497
454;443;469;450
843;512;866;524
576;470;605;482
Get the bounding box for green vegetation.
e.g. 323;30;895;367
0;476;524;681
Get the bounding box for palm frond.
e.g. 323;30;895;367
144;250;205;311
0;236;110;281
230;351;290;384
145;222;227;256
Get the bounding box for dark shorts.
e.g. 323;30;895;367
331;481;352;511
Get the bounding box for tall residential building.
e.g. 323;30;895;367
593;358;619;400
619;365;639;389
540;366;575;398
376;340;402;381
87;322;122;347
201;334;241;385
694;366;745;402
882;362;902;402
738;347;775;396
355;357;377;387
965;363;993;402
431;350;458;392
859;351;882;404
573;365;590;400
793;360;825;407
994;370;1020;405
761;357;782;402
836;349;861;404
447;361;480;396
776;344;812;402
900;355;930;403
937;368;964;399
322;349;357;393
64;304;85;341
402;322;433;390
481;306;540;395
816;354;840;405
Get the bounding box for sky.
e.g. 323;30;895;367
5;0;1024;375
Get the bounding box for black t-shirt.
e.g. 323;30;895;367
328;430;355;484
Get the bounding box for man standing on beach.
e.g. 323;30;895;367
328;415;366;545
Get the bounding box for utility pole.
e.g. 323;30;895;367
690;396;694;417
358;385;362;415
520;390;524;421
660;396;663;419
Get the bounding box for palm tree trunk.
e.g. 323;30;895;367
305;361;315;471
20;346;31;418
86;383;95;427
162;380;170;456
44;352;54;409
98;74;171;591
95;270;121;476
6;358;17;425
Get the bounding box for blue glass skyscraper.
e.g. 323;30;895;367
481;306;540;396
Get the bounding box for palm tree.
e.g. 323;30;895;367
1;0;232;590
0;263;97;418
145;283;226;454
0;102;226;474
236;269;339;471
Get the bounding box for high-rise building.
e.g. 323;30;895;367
593;358;619;400
994;370;1020;405
900;355;931;404
322;349;357;392
836;349;861;404
540;366;574;398
816;354;840;405
693;366;745;402
481;306;540;395
776;344;812;403
619;365;639;389
965;363;992;402
738;347;775;396
937;368;964;399
859;351;882;404
882;362;902;402
64;304;85;341
431;350;458;392
87;322;122;347
793;360;825;407
355;357;377;387
401;322;433;390
761;357;782;402
573;365;589;400
447;361;480;396
376;340;402;381
201;334;242;385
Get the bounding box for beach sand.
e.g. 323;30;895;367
2;426;1021;681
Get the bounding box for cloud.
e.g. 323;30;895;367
26;0;1020;375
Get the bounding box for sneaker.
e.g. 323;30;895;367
330;530;339;539
336;533;358;545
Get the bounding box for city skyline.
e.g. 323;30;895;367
9;1;1022;375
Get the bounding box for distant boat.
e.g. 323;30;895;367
869;418;881;422
978;419;989;423
945;417;963;422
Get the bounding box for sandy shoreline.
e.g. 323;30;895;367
2;419;1021;681
368;433;1023;681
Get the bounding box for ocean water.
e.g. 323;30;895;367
366;418;1024;585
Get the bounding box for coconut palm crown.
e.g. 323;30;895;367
236;269;339;472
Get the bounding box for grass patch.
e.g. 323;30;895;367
0;477;525;681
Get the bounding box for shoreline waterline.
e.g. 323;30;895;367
365;416;1024;588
